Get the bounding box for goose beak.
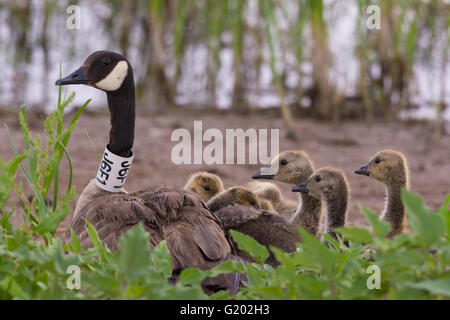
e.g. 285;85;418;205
252;172;275;179
292;181;309;193
55;66;91;86
355;164;370;176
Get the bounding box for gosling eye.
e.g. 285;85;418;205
280;159;288;166
204;185;211;191
315;176;321;182
250;200;256;206
102;57;112;65
375;158;381;164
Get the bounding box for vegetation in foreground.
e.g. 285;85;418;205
0;92;449;300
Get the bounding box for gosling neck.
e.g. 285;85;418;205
106;68;135;158
324;193;347;239
291;193;322;236
383;183;405;237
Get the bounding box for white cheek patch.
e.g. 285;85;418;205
95;60;128;91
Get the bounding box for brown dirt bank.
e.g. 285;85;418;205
1;108;449;236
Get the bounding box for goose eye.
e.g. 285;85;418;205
250;200;256;206
315;176;321;182
280;159;288;166
203;185;211;191
102;57;112;65
375;158;381;164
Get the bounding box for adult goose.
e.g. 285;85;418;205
354;150;409;238
292;167;349;241
252;150;322;236
57;51;241;293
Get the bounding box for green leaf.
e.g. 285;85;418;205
437;194;450;239
335;226;373;244
360;205;391;237
111;223;151;281
34;206;69;236
179;267;208;286
402;188;446;245
406;278;450;297
230;230;269;264
69;226;82;253
297;227;336;275
85;220;109;262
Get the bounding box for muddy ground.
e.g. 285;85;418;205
1;107;449;236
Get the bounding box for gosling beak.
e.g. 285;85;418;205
292;181;309;193
55;66;91;86
252;171;275;179
355;164;370;176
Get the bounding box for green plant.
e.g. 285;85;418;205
0;87;448;299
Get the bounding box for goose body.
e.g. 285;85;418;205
207;187;298;267
57;51;241;293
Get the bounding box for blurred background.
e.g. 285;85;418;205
0;0;449;132
0;0;449;229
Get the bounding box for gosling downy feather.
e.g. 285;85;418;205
184;171;225;202
245;181;296;215
252;150;322;236
293;167;348;241
355;150;409;238
208;187;299;267
57;51;242;294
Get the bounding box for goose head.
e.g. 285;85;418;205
292;167;347;201
355;150;408;186
184;172;225;202
252;150;314;185
55;51;131;92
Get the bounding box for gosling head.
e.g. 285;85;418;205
252;150;314;185
184;172;224;202
207;187;262;212
292;167;348;201
55;51;131;92
260;199;275;212
355;150;408;186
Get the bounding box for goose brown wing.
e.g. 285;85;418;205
136;187;234;271
64;193;162;251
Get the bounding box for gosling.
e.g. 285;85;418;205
207;187;298;267
184;171;224;202
355;150;409;238
252;150;322;236
292;167;349;241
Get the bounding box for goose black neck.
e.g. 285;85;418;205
106;68;135;158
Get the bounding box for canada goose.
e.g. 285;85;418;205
292;167;348;241
252;150;322;236
207;188;299;267
184;171;224;202
56;51;242;294
354;150;408;238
